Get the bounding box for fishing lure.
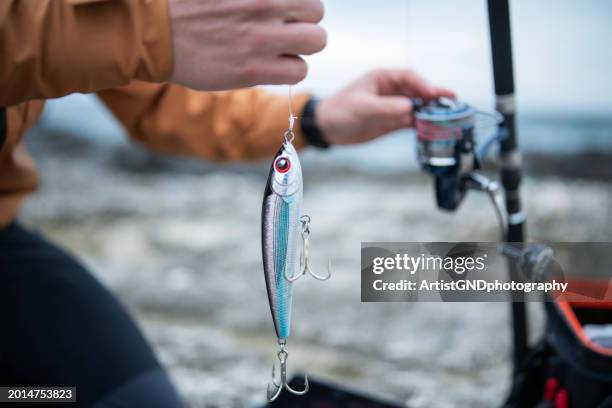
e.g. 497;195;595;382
262;103;331;401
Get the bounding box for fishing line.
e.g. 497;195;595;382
474;109;503;129
472;110;505;160
285;86;297;142
477;127;508;161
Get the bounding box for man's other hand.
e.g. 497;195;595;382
316;69;455;145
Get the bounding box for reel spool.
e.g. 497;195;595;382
413;97;479;211
414;97;476;169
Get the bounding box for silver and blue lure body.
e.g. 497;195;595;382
262;91;330;401
262;140;303;343
262;137;309;401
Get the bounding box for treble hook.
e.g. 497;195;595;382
284;215;332;281
267;342;309;401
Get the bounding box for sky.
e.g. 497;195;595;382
285;0;612;115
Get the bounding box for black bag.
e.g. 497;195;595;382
505;300;612;408
264;376;404;408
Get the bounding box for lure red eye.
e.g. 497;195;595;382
274;157;291;173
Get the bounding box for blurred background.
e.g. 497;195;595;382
20;0;612;407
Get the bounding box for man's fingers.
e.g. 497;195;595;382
260;55;309;84
380;69;436;99
369;69;453;100
433;86;456;98
364;96;413;119
275;23;327;55
284;0;324;23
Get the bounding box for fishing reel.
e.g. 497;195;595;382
413;97;507;237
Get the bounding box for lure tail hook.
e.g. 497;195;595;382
267;343;309;401
284;215;332;282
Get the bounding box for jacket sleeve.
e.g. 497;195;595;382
0;0;173;107
97;82;310;161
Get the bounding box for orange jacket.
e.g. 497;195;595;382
0;0;309;227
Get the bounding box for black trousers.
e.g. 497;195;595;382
0;223;184;407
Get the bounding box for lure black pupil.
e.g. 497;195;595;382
276;158;289;171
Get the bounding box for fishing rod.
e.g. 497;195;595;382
412;0;528;383
487;0;528;373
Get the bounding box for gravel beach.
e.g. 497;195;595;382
19;134;612;408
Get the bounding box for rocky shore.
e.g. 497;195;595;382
20;133;612;407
